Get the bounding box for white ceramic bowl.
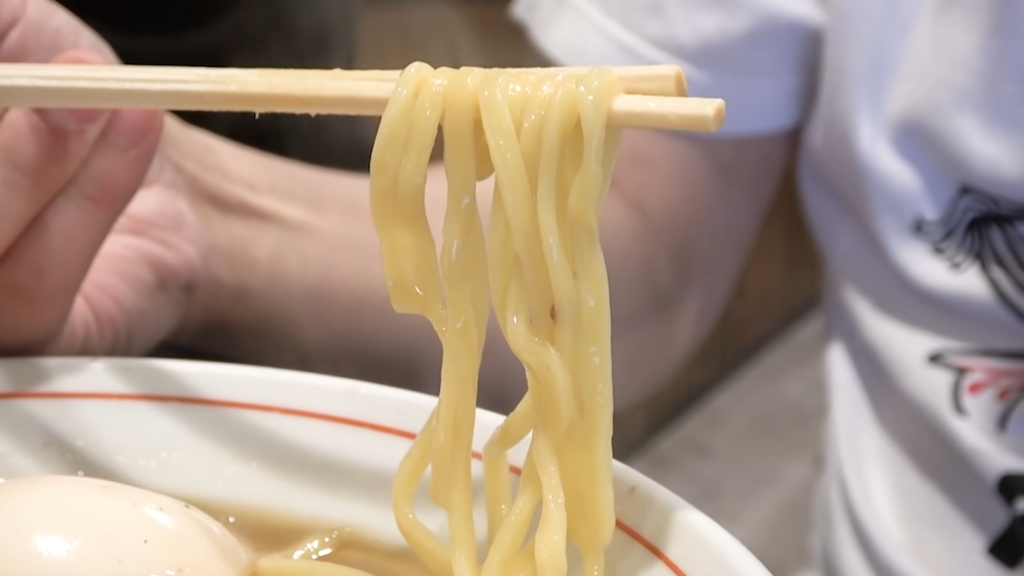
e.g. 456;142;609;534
0;357;771;576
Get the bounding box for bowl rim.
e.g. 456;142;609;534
0;356;772;576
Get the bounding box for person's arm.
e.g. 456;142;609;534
166;117;794;412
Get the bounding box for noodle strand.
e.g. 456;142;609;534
370;63;622;576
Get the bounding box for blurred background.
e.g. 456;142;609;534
56;0;827;573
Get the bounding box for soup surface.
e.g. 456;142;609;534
191;498;432;576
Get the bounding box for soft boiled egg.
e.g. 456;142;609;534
0;475;251;576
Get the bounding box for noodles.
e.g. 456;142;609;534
369;63;622;576
253;61;621;576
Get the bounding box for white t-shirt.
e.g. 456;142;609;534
510;1;1024;574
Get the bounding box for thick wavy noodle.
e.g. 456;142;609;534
368;62;622;576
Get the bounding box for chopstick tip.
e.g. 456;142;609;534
671;67;688;97
710;99;726;131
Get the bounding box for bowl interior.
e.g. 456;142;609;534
0;357;771;576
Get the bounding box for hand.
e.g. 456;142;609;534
0;0;205;355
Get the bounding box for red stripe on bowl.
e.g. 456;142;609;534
0;391;688;576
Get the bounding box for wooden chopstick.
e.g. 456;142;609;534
0;64;725;133
0;63;688;97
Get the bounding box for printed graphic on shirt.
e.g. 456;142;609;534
930;351;1024;437
919;185;1024;569
919;185;1024;437
990;473;1024;569
915;185;1024;321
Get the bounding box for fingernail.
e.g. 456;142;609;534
106;109;160;148
40;108;107;131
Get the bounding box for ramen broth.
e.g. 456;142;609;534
189;499;432;576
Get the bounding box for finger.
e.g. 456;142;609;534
0;0;116;64
0;107;163;350
0;49;112;253
54;187;205;355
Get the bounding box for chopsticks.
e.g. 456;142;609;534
0;63;726;133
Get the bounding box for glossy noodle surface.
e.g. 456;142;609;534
370;63;622;576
